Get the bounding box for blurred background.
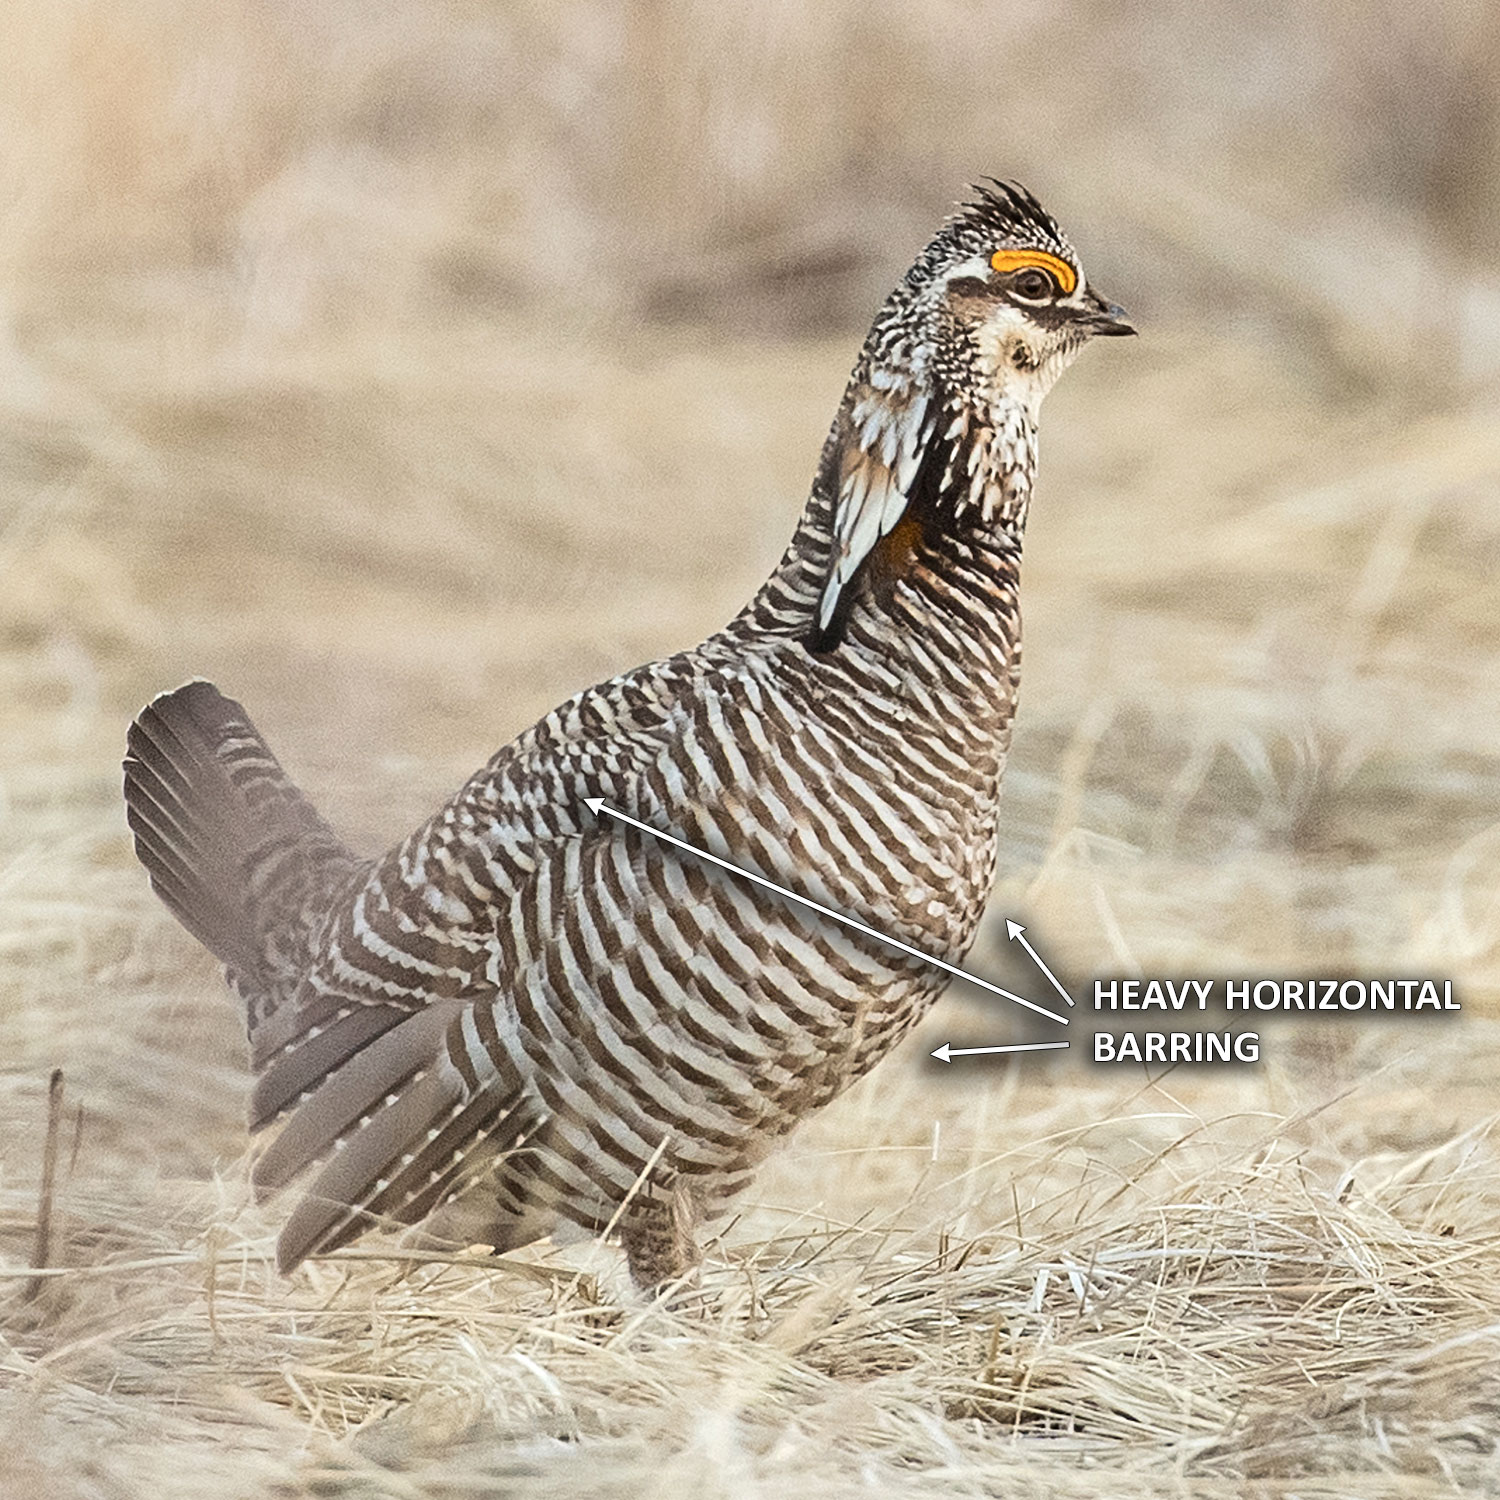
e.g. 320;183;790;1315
2;0;1500;1237
4;0;1500;350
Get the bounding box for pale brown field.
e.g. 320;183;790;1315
3;4;1500;1496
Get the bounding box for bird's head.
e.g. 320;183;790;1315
885;180;1134;416
812;182;1132;647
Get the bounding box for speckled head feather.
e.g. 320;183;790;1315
901;180;1080;293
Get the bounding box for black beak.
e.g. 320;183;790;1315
1075;289;1136;338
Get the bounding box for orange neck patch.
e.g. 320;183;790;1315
989;248;1077;294
865;515;926;597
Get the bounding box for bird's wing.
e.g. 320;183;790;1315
245;657;695;1127
248;741;694;1270
252;657;923;1274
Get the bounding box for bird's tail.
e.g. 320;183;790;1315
123;681;361;1008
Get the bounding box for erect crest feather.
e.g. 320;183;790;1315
955;180;1072;258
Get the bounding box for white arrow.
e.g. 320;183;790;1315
586;799;1068;1027
1006;919;1074;1007
931;1041;1069;1062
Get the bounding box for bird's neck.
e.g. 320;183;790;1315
729;392;1038;667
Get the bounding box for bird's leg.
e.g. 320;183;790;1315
619;1181;702;1294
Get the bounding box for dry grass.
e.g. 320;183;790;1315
3;2;1500;1495
7;1053;1500;1497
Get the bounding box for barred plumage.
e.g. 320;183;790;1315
123;182;1133;1289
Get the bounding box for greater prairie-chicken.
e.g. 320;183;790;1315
124;183;1133;1288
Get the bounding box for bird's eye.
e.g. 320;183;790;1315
1010;268;1057;301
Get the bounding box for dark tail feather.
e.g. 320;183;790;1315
247;1001;419;1132
265;1009;538;1272
123;681;359;995
252;1002;465;1191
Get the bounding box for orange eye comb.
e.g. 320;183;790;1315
989;248;1077;294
